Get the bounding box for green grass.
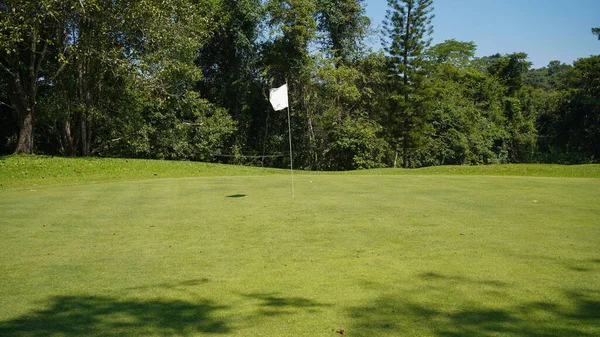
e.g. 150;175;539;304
2;155;599;191
1;156;599;336
355;163;600;178
0;155;284;191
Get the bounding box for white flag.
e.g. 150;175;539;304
269;84;288;111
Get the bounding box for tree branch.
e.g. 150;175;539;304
46;23;73;84
35;37;49;78
30;30;38;84
0;59;15;77
48;56;70;83
0;99;12;108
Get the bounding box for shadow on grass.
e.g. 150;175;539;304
348;274;600;337
243;293;331;317
226;194;247;198
0;295;229;336
127;278;210;291
419;272;508;287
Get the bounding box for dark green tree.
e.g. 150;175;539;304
593;27;600;40
316;0;370;65
262;0;318;168
264;0;317;80
309;53;389;170
425;39;476;68
196;0;265;158
554;55;600;161
525;61;571;91
0;69;17;154
487;52;531;95
486;53;537;162
0;0;74;154
383;0;434;167
422;41;509;165
0;0;228;158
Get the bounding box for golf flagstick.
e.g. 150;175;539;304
287;100;295;199
268;82;294;199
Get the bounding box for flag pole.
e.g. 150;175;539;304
286;87;295;199
269;81;294;199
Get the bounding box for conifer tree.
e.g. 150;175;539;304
383;0;434;167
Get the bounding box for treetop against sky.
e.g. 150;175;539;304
365;0;600;67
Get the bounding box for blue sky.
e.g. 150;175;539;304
364;0;600;68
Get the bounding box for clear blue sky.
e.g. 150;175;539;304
365;0;600;68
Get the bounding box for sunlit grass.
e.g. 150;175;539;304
0;156;598;336
1;155;599;191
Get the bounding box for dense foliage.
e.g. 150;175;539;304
1;0;598;168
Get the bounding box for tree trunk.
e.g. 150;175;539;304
80;114;89;156
9;73;37;154
4;24;50;154
63;120;75;156
15;109;34;154
403;118;409;168
303;85;317;168
262;108;270;165
401;3;412;169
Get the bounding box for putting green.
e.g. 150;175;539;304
1;174;599;336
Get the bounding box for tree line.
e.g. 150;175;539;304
1;0;598;169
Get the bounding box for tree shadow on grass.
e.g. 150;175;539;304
348;273;600;337
127;278;211;291
0;295;229;337
419;272;508;288
243;293;332;317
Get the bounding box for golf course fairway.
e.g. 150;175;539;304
0;156;599;336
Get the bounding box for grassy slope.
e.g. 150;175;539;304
1;155;599;191
0;155;284;190
0;156;599;336
356;163;600;178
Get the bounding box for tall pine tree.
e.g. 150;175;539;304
383;0;434;167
